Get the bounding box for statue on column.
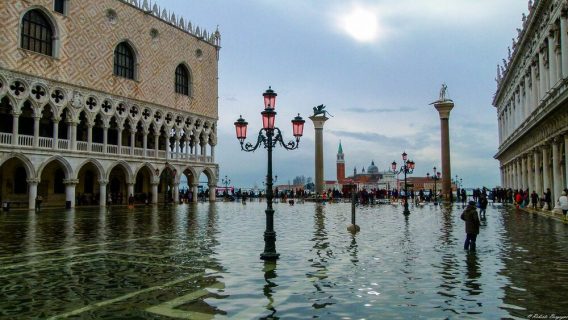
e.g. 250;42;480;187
312;104;333;117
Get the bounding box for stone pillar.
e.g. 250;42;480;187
175;136;181;159
103;125;109;153
538;52;546;100
211;145;216;162
53;120;59;150
117;125;123;154
87;122;93;152
130;130;136;155
27;178;39;210
543;146;551;196
70;122;77;151
548;33;558;86
309;115;329;195
154;134;159;159
99;179;108;207
524;74;531;117
531;62;538;111
562;13;568;78
191;183;198;203
552;137;562;202
64;179;78;208
534;149;542;196
209;183;216;202
151;182;159;204
12;112;20;146
173;184;179;203
33;115;40;147
565;134;568;189
527;153;534;192
521;155;527;190
433;100;454;201
512;160;518;190
143;128;148;157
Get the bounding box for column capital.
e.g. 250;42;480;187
26;178;40;185
190;183;199;188
433;100;455;120
63;179;79;185
98;179;109;185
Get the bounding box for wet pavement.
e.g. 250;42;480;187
0;201;567;319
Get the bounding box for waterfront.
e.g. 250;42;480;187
1;202;567;319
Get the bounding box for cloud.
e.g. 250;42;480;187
342;106;417;113
328;129;409;146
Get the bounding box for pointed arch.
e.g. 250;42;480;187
75;159;105;181
0;153;36;178
20;7;59;57
198;167;217;184
175;63;191;96
134;162;157;178
36;155;72;179
106;160;134;182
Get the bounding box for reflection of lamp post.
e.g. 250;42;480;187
427;166;441;205
392;151;415;215
222;175;231;198
234;87;305;261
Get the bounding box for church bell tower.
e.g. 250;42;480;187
336;141;345;183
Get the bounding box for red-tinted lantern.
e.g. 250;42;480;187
234;116;248;142
408;160;415;170
391;161;397;171
402;152;408;161
263;86;277;110
292;113;305;138
261;109;276;130
437;171;441;178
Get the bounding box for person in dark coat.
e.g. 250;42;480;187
479;195;488;220
461;201;480;251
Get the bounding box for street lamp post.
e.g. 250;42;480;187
222;175;231;199
392;152;415;215
234;87;305;261
427;167;441;205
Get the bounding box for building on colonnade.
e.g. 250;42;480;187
493;0;568;203
0;0;221;209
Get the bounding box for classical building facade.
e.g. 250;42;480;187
0;0;221;209
494;0;568;203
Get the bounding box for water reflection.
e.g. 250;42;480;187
464;252;482;296
262;261;278;319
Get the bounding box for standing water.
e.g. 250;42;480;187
0;202;567;319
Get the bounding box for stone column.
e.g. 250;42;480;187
534;148;542;196
12;112;20;146
524;74;531;116
521;155;527;190
27;178;39;210
173;184;179;204
309;115;329;195
548;32;558;87
117;124;123;154
512;160;518;190
531;62;539;111
154;134;159;159
209;183;217;202
527;153;534;192
53;120;59;150
211;145;216;162
33;115;40;147
64;179;78;208
433;100;454;201
143;128;148;157
552;137;562;202
151;182;159;204
539;52;547;100
103;124;109;153
543;145;551;196
130;129;136;155
175;136;181;159
87;122;93;152
191;183;199;203
70;122;77;151
99;179;108;207
565;134;568;189
561;13;568;79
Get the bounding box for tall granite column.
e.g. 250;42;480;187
433;99;454;201
309;115;329;196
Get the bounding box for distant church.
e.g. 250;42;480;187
335;141;396;190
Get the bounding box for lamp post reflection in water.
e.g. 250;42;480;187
262;261;278;318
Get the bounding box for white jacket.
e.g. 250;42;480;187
559;195;568;210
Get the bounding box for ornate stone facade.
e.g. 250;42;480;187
0;0;220;209
494;0;568;203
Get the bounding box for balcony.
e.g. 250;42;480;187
0;133;214;163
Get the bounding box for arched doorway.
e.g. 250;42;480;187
181;167;197;203
0;156;33;207
159;167;176;204
38;159;69;207
76;162;102;206
134;165;153;204
108;164;129;205
197;168;216;202
39;104;54;143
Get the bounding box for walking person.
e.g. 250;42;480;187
559;191;568;221
479;194;488;220
461;201;481;252
544;188;552;211
530;191;539;209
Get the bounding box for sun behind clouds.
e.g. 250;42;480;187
339;5;381;43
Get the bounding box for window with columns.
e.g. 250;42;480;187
21;10;54;56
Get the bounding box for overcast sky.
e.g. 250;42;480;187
161;0;526;189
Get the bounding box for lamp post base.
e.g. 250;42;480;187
347;224;360;233
403;203;411;215
261;230;279;261
260;252;280;260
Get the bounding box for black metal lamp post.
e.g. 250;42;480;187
426;167;441;205
391;152;415;215
234;87;305;261
222;175;231;198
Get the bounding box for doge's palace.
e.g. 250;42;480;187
494;0;568;203
0;0;221;209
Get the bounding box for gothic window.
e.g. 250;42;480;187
21;10;54;56
175;64;190;96
53;0;66;14
114;42;135;80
